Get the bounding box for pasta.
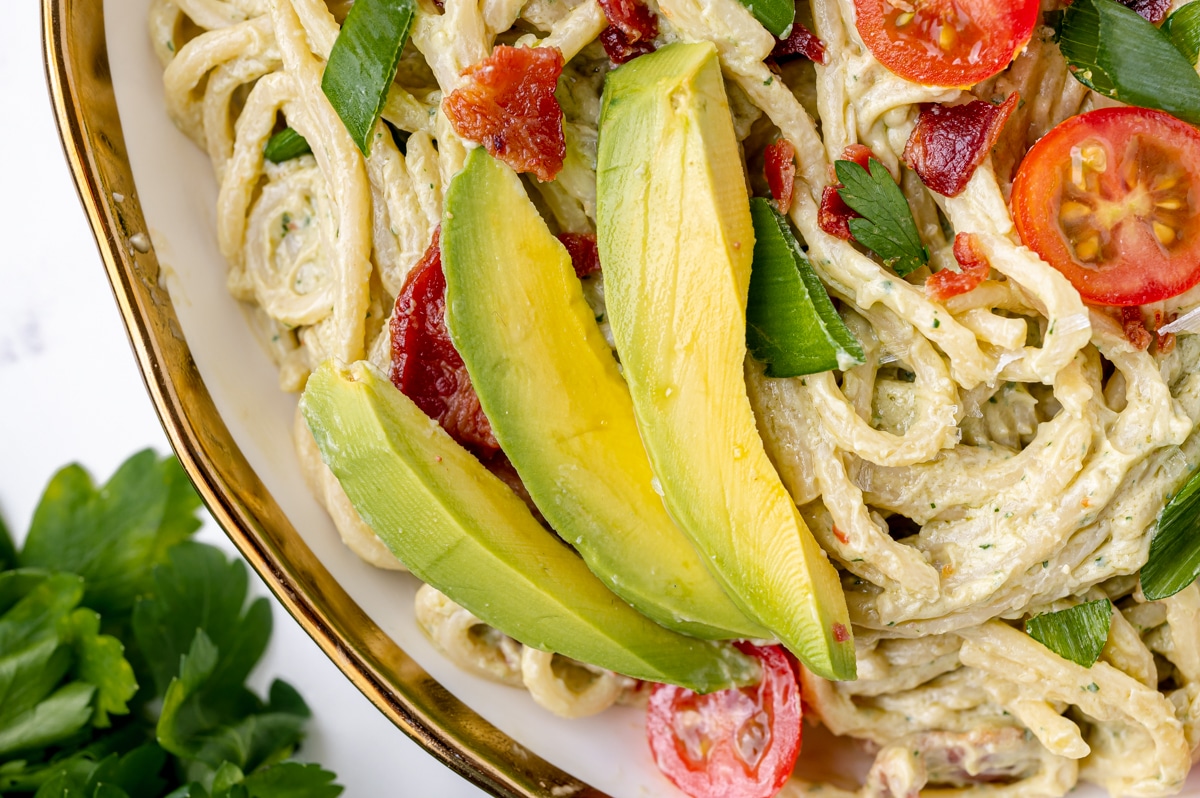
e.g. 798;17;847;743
151;0;1200;792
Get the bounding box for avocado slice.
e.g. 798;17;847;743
441;147;767;641
300;361;759;691
596;42;857;681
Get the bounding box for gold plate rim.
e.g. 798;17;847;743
39;1;612;795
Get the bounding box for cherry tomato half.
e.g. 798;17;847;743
646;643;801;798
853;0;1039;88
1012;107;1200;307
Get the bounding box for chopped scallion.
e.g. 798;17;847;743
736;0;794;39
746;198;865;377
1142;463;1200;600
1163;2;1200;67
1025;599;1112;668
321;0;416;155
263;127;312;163
1058;0;1200;125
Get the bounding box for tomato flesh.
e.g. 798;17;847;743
1012;107;1200;307
647;644;801;798
389;230;500;457
853;0;1039;87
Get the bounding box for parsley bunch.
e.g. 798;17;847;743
0;451;342;798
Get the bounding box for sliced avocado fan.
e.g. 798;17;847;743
441;146;767;641
596;41;857;681
300;361;759;692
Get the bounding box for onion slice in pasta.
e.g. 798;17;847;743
1059;0;1200;125
321;0;416;155
1143;465;1200;600
1025;599;1112;668
263;127;312;163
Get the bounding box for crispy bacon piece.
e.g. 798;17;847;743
903;94;1019;198
390;230;500;457
444;46;566;182
771;19;826;64
1118;0;1170;23
926;233;991;300
1120;306;1152;352
556;232;602;278
1155;310;1178;355
597;0;658;63
818;143;874;240
765;139;797;214
599;27;656;64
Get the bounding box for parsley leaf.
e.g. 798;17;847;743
21;451;202;616
137;544;309;779
836;158;929;277
133;543;271;697
2;452;341;796
60;608;138;726
0;571;95;758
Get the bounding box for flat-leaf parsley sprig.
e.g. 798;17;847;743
836;158;930;278
0;450;343;798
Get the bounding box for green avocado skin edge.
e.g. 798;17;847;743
596;41;856;681
300;361;759;693
441;147;768;642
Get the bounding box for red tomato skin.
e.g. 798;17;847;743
647;644;802;798
1011;107;1200;307
852;0;1039;88
389;230;501;457
764;139;797;215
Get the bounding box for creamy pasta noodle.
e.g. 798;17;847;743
151;0;1200;793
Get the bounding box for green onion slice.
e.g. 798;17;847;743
263;127;312;163
737;0;795;39
746;198;865;377
321;0;417;156
1142;463;1200;600
1025;599;1112;668
1059;0;1200;125
1164;2;1200;67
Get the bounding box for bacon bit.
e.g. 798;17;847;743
599;27;656;64
903;93;1019;198
818;143;875;241
765;139;797;214
1120;306;1152;351
832;623;850;643
444;46;566;182
390;230;500;457
832;525;850;545
1117;0;1170;23
556;232;602;278
597;0;658;63
926;233;991;300
771;18;826;64
1155;310;1178;355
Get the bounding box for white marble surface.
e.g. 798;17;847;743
0;5;486;795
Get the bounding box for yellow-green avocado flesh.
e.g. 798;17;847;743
441;147;767;641
300;361;759;691
596;41;857;681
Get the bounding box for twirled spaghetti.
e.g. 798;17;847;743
151;0;1200;792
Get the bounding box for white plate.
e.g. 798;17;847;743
98;4;1199;795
